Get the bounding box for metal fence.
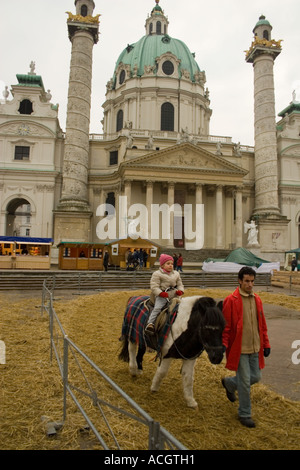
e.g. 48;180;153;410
41;281;187;450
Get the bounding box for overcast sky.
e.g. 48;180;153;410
1;0;299;146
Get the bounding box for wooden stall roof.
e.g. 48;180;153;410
57;242;105;246
104;237;160;248
0;236;53;245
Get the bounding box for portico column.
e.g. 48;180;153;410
167;182;175;247
146;181;153;240
216;185;224;249
195;183;203;205
235;186;243;247
123;180;132;210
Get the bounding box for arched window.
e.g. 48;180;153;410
81;5;88;17
116;110;123;132
156;21;161;35
18;99;33;115
161;103;174;131
6;198;31;237
263;29;269;40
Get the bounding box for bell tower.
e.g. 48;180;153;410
54;1;99;243
246;15;289;260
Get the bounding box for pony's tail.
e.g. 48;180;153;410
118;335;129;362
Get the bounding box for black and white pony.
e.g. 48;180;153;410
119;295;225;408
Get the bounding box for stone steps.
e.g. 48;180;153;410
0;270;271;291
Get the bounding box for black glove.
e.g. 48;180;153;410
264;348;271;357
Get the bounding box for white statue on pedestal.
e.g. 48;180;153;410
244;219;259;246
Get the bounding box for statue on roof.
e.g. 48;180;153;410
29;61;36;75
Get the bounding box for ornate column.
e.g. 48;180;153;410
215;185;224;249
54;2;99;244
246;34;281;216
245;15;289;259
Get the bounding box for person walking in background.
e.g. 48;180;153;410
143;249;148;268
173;253;178;270
103;250;109;271
138;248;144;269
176;253;183;272
221;266;271;428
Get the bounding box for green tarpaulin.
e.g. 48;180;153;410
205;247;270;268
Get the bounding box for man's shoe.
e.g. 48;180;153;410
222;378;237;402
145;323;155;335
239;417;256;428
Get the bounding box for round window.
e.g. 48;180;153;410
162;60;174;76
119;70;126;84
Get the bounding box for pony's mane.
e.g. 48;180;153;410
190;297;225;328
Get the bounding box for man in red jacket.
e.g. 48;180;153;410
221;266;271;428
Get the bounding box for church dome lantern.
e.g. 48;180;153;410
145;0;169;36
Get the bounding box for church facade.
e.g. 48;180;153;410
1;1;300;265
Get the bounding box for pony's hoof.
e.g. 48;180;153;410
187;401;198;409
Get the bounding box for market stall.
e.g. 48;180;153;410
285;248;300;271
58;242;106;270
105;237;160;269
0;236;53;270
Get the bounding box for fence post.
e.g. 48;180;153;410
149;420;161;450
41;281;45;316
62;336;69;422
49;292;54;362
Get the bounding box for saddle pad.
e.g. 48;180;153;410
122;295;150;345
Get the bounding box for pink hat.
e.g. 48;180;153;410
159;254;173;266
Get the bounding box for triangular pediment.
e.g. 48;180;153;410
121;142;247;175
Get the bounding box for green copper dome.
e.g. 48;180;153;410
113;34;202;85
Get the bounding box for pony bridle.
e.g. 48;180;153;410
201;325;224;352
170;323;223;360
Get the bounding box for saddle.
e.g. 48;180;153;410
143;297;181;334
157;297;181;331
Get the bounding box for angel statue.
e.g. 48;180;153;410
244;219;259;246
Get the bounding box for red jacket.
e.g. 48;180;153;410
222;287;270;371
